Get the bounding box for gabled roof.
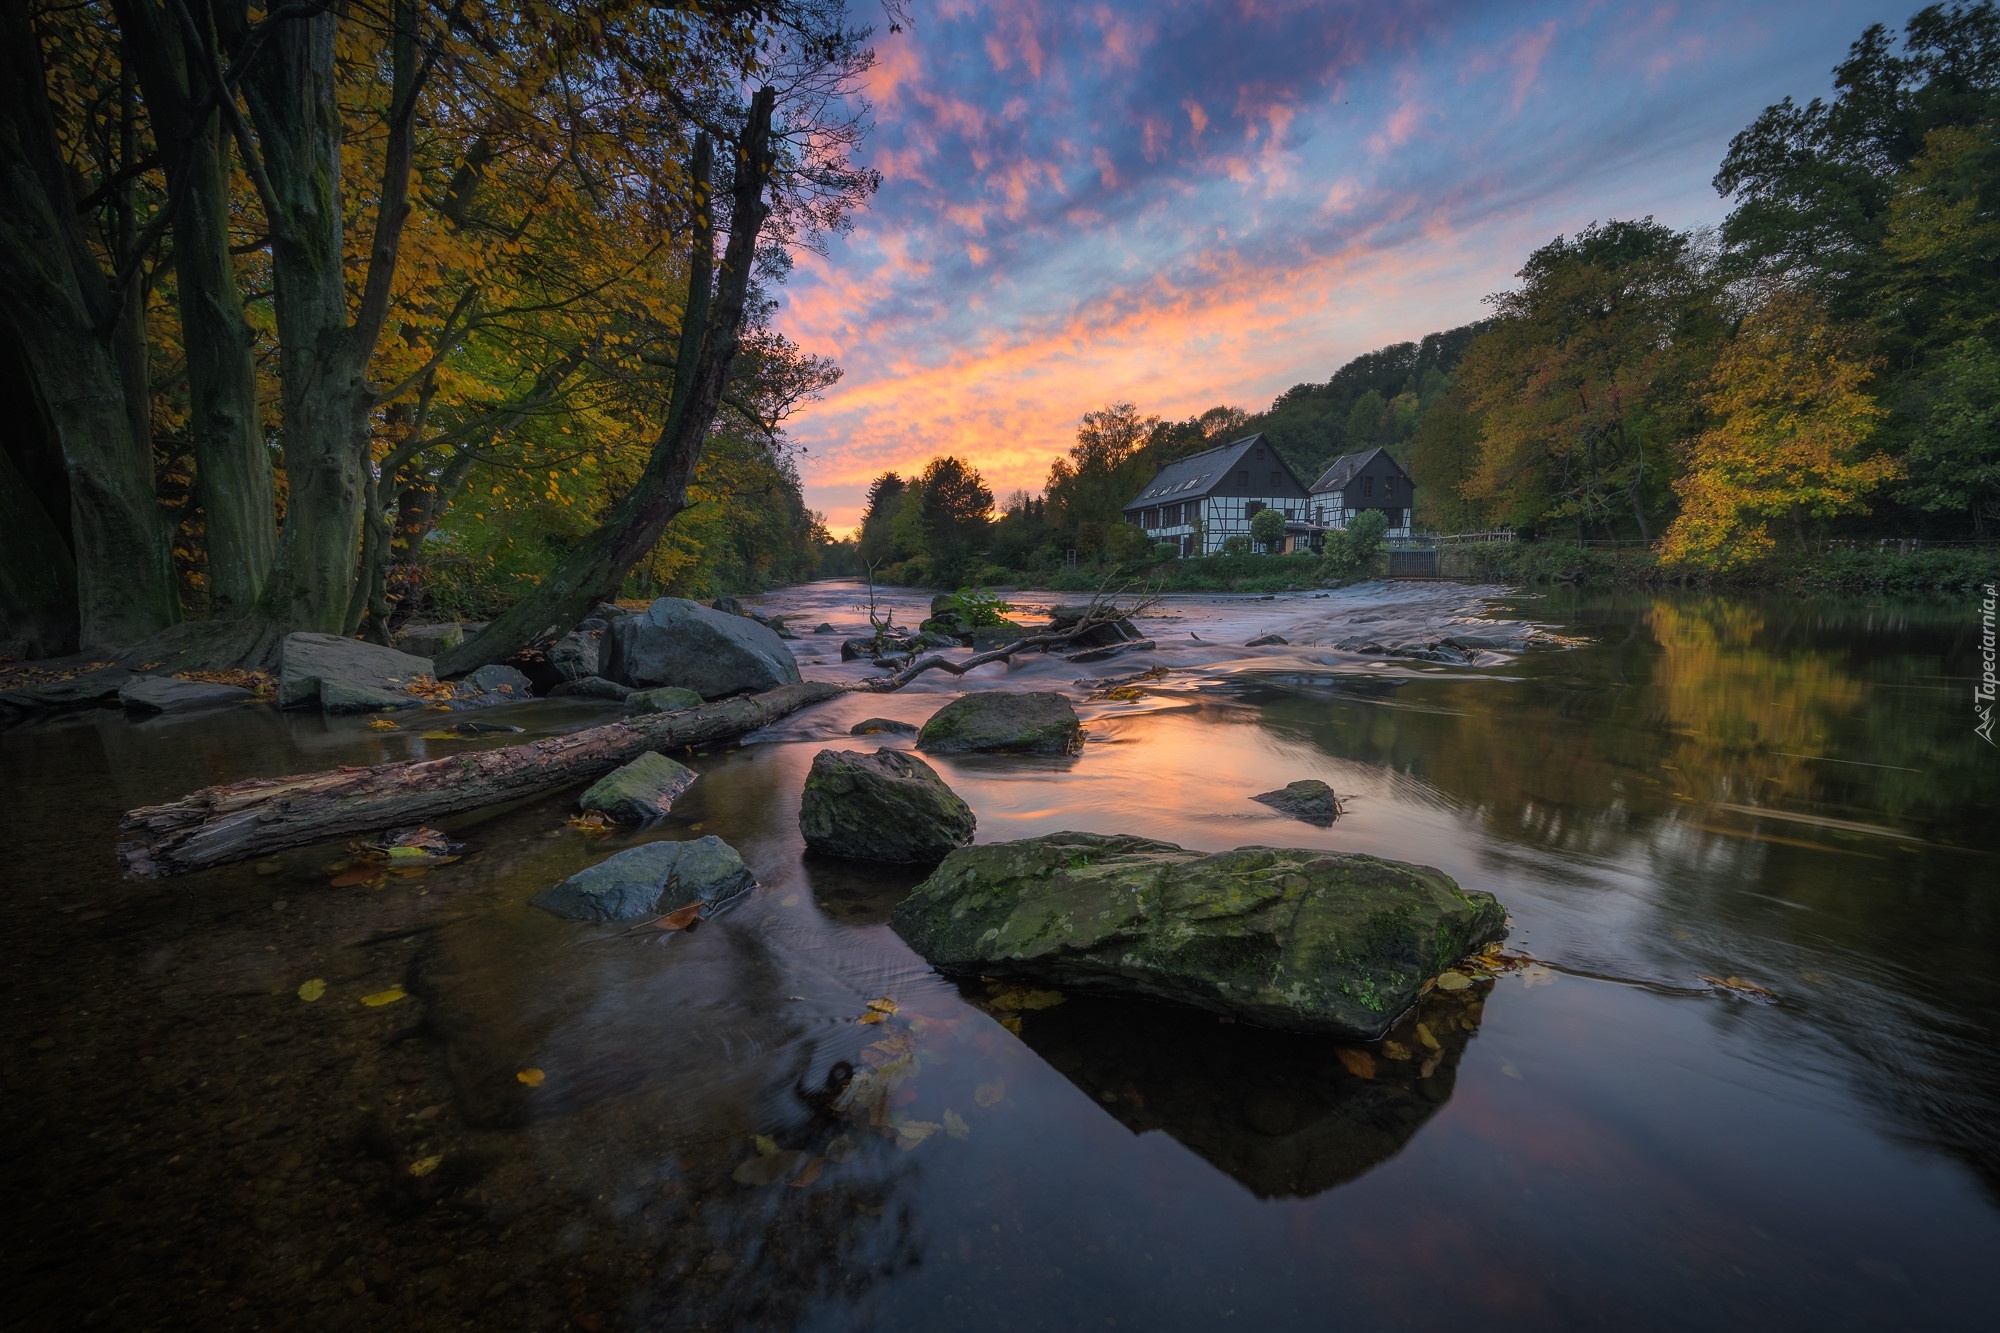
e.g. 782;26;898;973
1123;433;1306;510
1308;447;1409;494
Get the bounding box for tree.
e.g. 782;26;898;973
1901;337;2000;533
916;455;992;568
1249;506;1287;551
1458;218;1723;540
1661;289;1899;566
1407;390;1486;531
857;472;907;566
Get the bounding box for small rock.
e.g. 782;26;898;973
118;675;256;714
849;717;917;735
461;663;534;696
799;749;976;863
578;752;697;823
814;623;837;634
1250;779;1342;826
548;676;633;701
711;595;746;617
393;623;464;657
623;685;705;716
531;837;754;923
917;691;1082;756
1245;634;1288;647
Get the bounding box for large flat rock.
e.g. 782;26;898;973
598;597;801;699
891;832;1506;1040
118;675;257;714
279;633;433;710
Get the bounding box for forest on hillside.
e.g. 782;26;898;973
840;3;2000;589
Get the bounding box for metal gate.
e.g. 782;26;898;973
1387;547;1440;578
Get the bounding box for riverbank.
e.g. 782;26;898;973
859;541;2000;598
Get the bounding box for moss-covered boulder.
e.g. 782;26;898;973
799;749;976;863
623;685;704;716
578;752;696;822
891;832;1505;1039
917;691;1081;755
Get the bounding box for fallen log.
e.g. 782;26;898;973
117;681;846;879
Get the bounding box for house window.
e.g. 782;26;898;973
1245;500;1264;517
1362;476;1374;499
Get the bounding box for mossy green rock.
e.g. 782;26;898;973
917;691;1081;755
799;749;976;863
890;832;1506;1039
623;685;705;716
578;751;696;822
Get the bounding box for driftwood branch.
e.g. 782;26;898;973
117;681;844;878
856;587;1162;691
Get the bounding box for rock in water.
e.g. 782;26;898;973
279;633;434;710
394;622;464;657
598;597;802;699
890;832;1505;1040
461;663;534;697
1250;779;1341;826
547;675;632;701
530;836;753;923
799;749;976;863
917;691;1082;755
578;752;697;822
849;716;917;735
118;675;256;714
1245;633;1288;647
623;685;705;716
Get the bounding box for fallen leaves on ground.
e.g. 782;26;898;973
360;987;406;1007
175;668;274;696
516;1068;545;1088
650;904;702;932
857;996;898;1024
1699;974;1779;1003
296;979;326;1002
401;674;458;702
1381;1040;1411;1061
567;811;616;835
0;661;112;691
1336;1048;1377;1079
985;983;1064;1011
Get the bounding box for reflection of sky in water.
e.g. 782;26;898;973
18;582;1995;1328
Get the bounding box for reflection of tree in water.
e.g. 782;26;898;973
1257;592;2000;1199
1008;982;1489;1199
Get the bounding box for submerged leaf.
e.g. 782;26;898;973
360;987;406;1007
1414;1023;1441;1052
942;1108;970;1141
1335;1048;1377;1080
516;1068;545;1088
732;1149;809;1185
409;1155;442;1178
789;1156;826;1188
1434;970;1472;991
1380;1040;1411;1061
987;985;1064;1011
654;904;702;931
896;1120;941;1150
366;718;400;731
866;996;899;1015
296;979;326;1003
752;1134;779;1157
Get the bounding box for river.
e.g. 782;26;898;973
1;580;1993;1330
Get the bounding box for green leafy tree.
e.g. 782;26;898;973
1901;337;2000;533
1407;390;1486;531
857;473;907;567
1250;506;1288;551
917;456;994;567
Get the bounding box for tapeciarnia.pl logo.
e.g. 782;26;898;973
1978;582;1997;747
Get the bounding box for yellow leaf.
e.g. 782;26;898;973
366;718;399;731
999;1015;1022;1036
409;1155;442;1177
896;1120;941;1150
1415;1023;1441;1051
516;1068;545;1088
1434;970;1472;991
296;979;326;1002
1336;1047;1377;1079
1381;1040;1412;1061
361;987;406;1007
974;1079;1005;1108
987;985;1064;1011
866;996;898;1015
858;1009;888;1025
752;1134;778;1157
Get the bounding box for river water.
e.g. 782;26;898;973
1;580;1994;1330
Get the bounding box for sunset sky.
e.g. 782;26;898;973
775;0;1893;534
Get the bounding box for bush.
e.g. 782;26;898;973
1220;535;1253;556
1249;507;1288;550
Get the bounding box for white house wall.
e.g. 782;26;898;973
1131;495;1310;554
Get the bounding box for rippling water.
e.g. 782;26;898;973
2;580;1994;1330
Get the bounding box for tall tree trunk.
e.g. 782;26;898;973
437;93;775;677
221;0;426;633
0;3;177;650
115;0;277;616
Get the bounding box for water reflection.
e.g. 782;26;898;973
1009;981;1488;1200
